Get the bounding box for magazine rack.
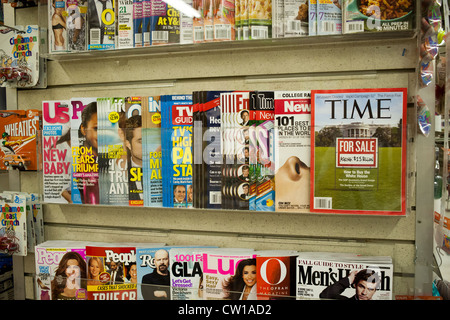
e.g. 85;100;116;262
1;0;443;300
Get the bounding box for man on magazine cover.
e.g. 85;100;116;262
173;185;187;204
319;269;380;300
141;249;170;300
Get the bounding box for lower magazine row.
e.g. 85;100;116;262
34;240;393;300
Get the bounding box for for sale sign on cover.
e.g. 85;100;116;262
310;88;407;215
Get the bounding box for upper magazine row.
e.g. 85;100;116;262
48;0;416;53
38;88;408;216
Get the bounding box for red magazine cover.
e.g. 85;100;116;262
0;109;40;171
86;245;137;300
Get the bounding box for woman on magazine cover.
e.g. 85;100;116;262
223;258;257;300
87;256;104;286
76;102;99;204
51;251;87;300
51;0;67;51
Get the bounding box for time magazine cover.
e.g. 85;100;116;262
274;90;311;212
310;88;407;215
42;100;72;204
70;98;99;205
142;96;163;207
0;109;40;171
86;245;137;300
296;254;393;300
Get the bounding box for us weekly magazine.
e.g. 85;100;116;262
310;88;407;215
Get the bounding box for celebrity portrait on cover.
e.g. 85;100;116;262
223;258;257;300
51;251;87;300
141;249;171;300
319;269;380;300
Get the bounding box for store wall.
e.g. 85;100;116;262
15;6;419;299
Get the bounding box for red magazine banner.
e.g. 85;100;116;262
256;255;296;300
310;88;407;216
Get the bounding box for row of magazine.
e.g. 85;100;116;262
0;191;44;257
34;240;394;300
42;88;408;216
49;0;416;53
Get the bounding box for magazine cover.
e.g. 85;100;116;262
97;97;129;206
169;247;211;300
134;0;144;47
86;245;137;300
253;91;275;212
180;0;194;44
0;192;27;256
203;91;224;209
235;0;241;39
35;241;88;300
308;0;316;35
202;249;256;300
70;98;100;205
213;0;235;41
0;109;40;171
202;0;214;41
192;0;204;43
274;91;311;212
317;0;342;35
296;255;393;300
256;251;297;299
67;0;87;51
124;96;143;206
240;0;249;39
272;0;284;38
30;193;44;246
248;0;271;39
42;100;72;204
284;0;308;37
49;0;68;53
117;0;134;49
161;94;193;208
150;0;181;45
342;0;415;34
142;96;162;207
310;88;407;215
142;0;151;46
87;0;116;50
192;91;203;208
136;246;173;300
248;91;257;210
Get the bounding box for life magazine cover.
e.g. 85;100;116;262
310;88;407;215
